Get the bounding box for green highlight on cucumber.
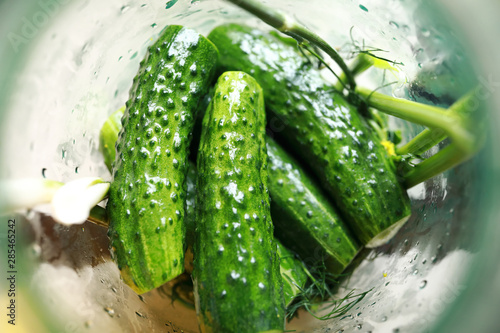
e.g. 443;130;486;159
106;25;219;294
194;71;285;333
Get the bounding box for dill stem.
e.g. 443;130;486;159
334;53;375;91
396;127;447;156
356;87;484;187
403;143;468;188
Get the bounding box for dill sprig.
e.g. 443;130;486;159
286;258;372;321
345;26;404;67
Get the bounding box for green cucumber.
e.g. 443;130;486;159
106;25;218;294
194;71;284;333
100;104;200;250
276;240;308;307
100;107;309;305
266;137;360;273
100;106;125;172
208;24;412;247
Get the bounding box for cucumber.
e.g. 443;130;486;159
208;24;412;247
100;106;125;172
276;240;308;307
266;137;360;273
194;71;284;333
106;25;219;294
100;107;309;303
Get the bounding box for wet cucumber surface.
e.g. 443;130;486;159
267;137;360;273
194;71;285;332
208;24;412;246
106;25;218;294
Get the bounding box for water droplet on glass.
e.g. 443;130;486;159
420;27;431;37
419;280;427;289
389;21;399;29
31;243;41;258
165;0;178;9
104;307;115;317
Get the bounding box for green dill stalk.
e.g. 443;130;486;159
356;88;485;188
396;127;447;156
334;53;375;91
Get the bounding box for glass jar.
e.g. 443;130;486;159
1;0;499;332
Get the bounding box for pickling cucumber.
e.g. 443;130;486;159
106;25;218;294
276;240;309;307
100;107;310;304
99;106;125;172
266;137;360;273
194;71;284;332
208;24;412;247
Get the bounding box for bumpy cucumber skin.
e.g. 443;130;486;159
98;106;200;275
276;240;308;307
267;137;360;273
208;24;412;245
194;71;284;333
107;25;218;294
